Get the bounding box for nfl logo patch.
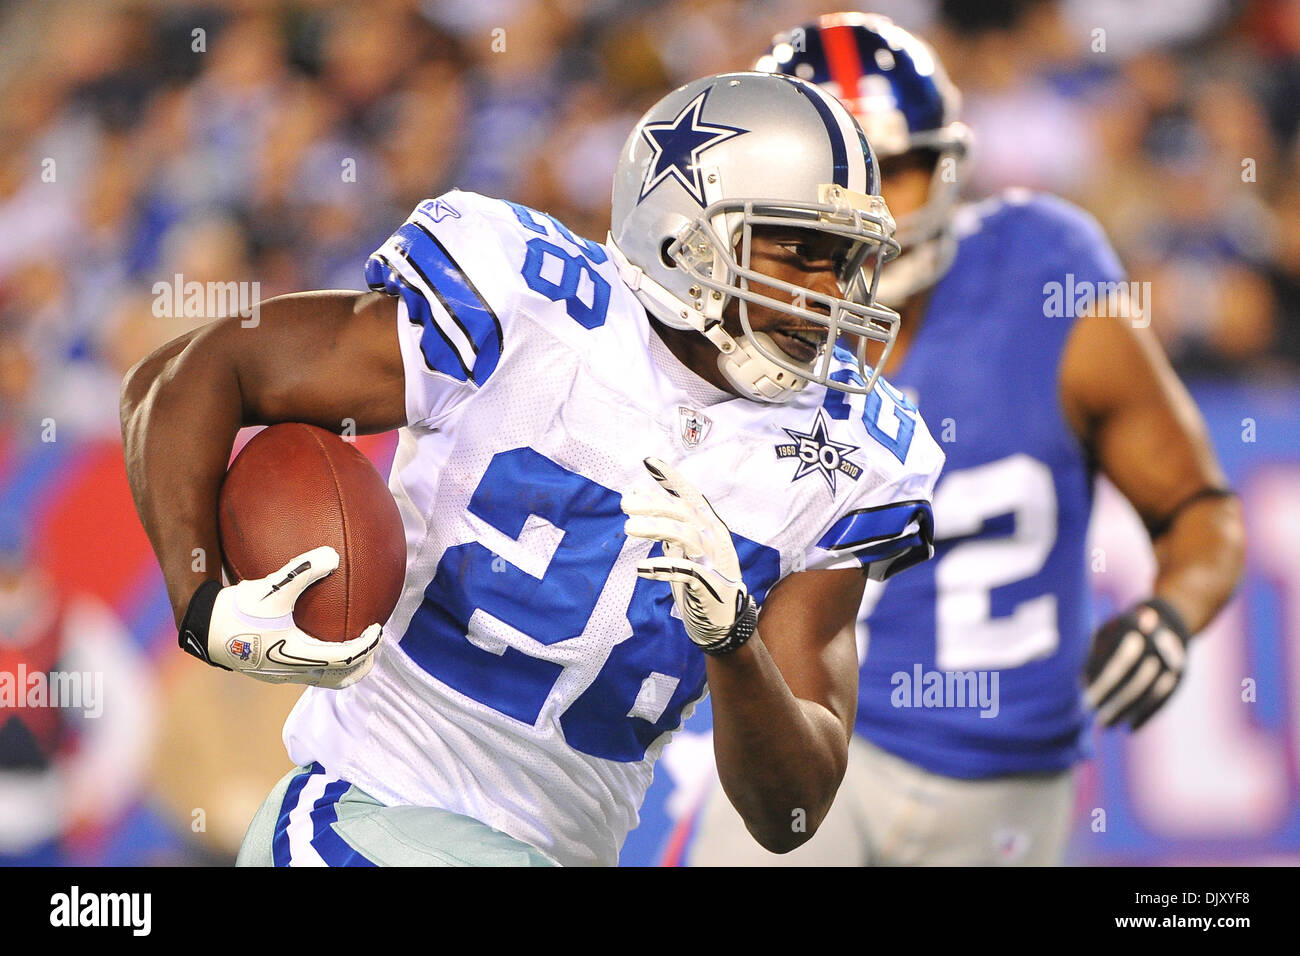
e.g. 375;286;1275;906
227;638;254;662
678;407;712;448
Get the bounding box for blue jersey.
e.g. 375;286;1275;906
856;190;1124;777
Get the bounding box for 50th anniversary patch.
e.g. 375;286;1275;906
775;408;863;493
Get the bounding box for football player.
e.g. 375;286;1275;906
684;14;1245;866
119;71;944;866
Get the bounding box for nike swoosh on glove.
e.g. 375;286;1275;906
180;546;381;689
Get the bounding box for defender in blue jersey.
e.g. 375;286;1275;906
686;14;1244;865
120;72;944;866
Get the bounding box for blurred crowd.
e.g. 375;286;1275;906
1;0;1299;442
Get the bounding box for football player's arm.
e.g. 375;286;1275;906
707;565;864;854
1060;312;1245;724
120;290;407;628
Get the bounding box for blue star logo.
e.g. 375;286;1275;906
774;409;863;494
638;89;748;206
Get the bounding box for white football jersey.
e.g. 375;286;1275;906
282;190;944;866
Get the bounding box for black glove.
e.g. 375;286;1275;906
1084;598;1191;731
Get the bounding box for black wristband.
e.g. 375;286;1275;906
178;580;229;670
701;594;759;657
1138;596;1192;645
1146;487;1236;539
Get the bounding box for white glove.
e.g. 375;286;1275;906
179;546;381;689
621;458;757;655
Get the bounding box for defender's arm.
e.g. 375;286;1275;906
1060;313;1245;727
1060;313;1244;633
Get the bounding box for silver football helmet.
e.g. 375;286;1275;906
608;71;901;403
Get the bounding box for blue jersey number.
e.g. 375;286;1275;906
400;448;779;763
509;202;611;329
824;368;917;464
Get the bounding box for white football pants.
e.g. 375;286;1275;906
686;735;1075;866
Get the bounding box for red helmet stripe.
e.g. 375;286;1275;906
821;22;866;113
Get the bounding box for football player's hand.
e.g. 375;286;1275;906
178;546;381;689
621;457;757;655
1084;598;1190;731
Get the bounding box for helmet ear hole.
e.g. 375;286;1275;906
659;238;677;268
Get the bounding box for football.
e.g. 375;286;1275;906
217;423;406;643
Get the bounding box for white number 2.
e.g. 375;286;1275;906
933;454;1059;671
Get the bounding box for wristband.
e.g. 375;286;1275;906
1138;596;1192;645
1146;487;1236;539
700;594;759;657
178;580;229;669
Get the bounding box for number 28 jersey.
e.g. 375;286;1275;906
282;190;944;866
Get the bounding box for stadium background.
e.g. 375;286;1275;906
0;0;1297;865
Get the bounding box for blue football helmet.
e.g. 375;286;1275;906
756;13;972;305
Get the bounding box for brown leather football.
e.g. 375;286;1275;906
218;423;406;642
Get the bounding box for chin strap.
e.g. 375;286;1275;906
715;332;809;403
